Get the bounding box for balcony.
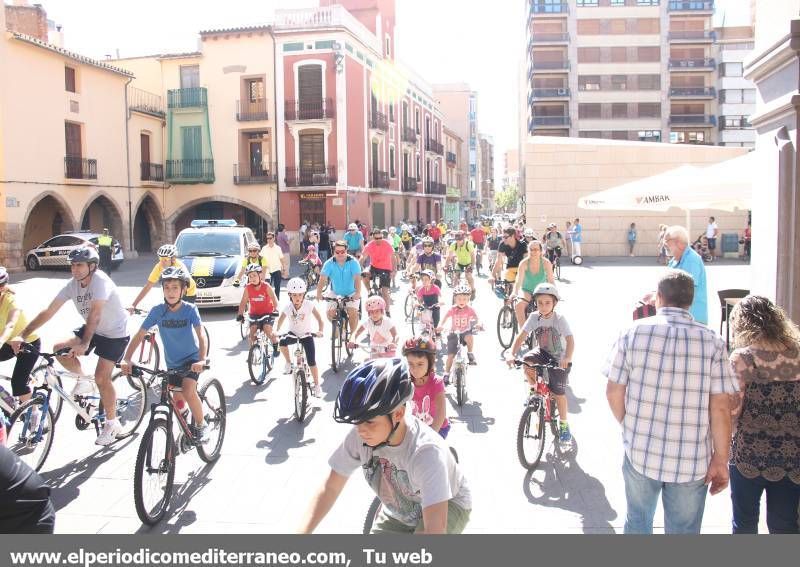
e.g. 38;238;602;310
129;87;165;117
425;138;444;156
530;88;570;103
140;162;164;182
530;2;568;16
426;181;446;196
234;163;278;184
529;60;570;78
668;57;716;70
401;127;418;145
528;33;569;49
285;166;337;187
285;98;335;121
668;1;714;12
402;177;418;192
167;88;208;109
370;170;389;189
166;159;215;183
530;116;571;128
669;86;716;98
668;30;716;42
369;110;388;131
669;114;716;126
236;99;269;121
446;186;460;199
446;151;457;165
719;116;752;130
65;156;97;180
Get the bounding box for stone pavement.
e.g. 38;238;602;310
2;253;763;534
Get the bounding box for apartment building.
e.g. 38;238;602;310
479;135;495;215
443;126;463;223
716;25;756;148
526;0;720;145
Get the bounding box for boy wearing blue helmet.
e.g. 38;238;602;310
298;358;471;534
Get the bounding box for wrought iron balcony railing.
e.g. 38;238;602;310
284;165;337;187
65;156;97;180
402;127;418;144
167;88;208;109
370;110;388;131
370;170;389;189
165;159;215;182
668;1;714;11
236;99;269;121
668;30;716;41
668;57;716;69
446;151;457;165
669;86;716;97
426;181;446;195
669;114;716;125
402;177;418;192
140;162;164;182
285;98;335;120
129;87;165;116
234;163;278;184
426;138;444;155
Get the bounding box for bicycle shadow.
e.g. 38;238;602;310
43;434;140;511
134;460;218;534
447;399;495;434
224;378;271;414
522;448;617;534
256;415;318;463
320;370;346;401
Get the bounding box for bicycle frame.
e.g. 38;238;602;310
136;366;202;445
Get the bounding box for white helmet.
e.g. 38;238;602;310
348;223;358;230
453;284;471;296
523;228;535;238
157;244;177;258
389;226;396;233
286;277;307;294
401;224;410;232
532;282;560;302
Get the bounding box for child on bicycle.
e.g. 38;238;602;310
415;270;442;333
436;284;481;384
300;245;323;277
275;278;324;397
236;264;279;354
403;336;450;438
120;267;209;444
508;282;574;445
299;358;471;534
348;296;397;359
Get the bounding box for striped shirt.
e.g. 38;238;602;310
603;307;739;483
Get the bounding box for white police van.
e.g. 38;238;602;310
174;220;256;308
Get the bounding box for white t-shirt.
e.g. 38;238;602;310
281;300;317;336
706;222;718;239
55;270;129;339
363;316;396;346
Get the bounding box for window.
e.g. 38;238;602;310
245;78;264;102
65;66;76;93
743;89;756;103
670;130;706;144
609;20;627;34
179;65;200;89
578;103;601;119
611;75;627;90
314;40;335;49
283;42;304;52
612;103;628;118
577;0;599;5
637;0;659;5
637;46;660;62
299;131;325;170
385;36;391;58
579;76;601;91
637;74;661;90
636;19;660;34
611;131;629;140
415;109;420;134
611;47;628;62
416;155;421;181
389;103;395;122
579;131;603;139
577;20;601;34
721;89;742;103
610;0;625;5
637;103;661;118
578;48;601;63
389;146;396;177
638;130;661;141
720;62;743;77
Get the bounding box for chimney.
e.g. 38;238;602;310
5;1;49;42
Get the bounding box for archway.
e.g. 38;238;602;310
80;194;125;246
171;198;274;244
133;194;165;253
22;194;76;252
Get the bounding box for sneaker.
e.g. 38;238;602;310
443;373;450;386
467;352;476;365
190;423;210;445
559;423;572;444
272;344;280;357
95;419;123;446
283;362;293;375
313;384;322;398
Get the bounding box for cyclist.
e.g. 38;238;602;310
344;223;365;258
446;231;475;295
348;296;397;359
403;336;449;439
512;240;554;329
415;270;442;333
490;226;527;294
360;228;394;314
275;278;324;398
120;267;209;444
13;247;129;446
388;227;403;287
508;282;575;445
298;358;471;534
428;223;442;249
436;284;481;384
469;223;486;273
400;225;414;258
234;242;268;287
486;227;502;271
236;264;279;353
544;223;566;266
300;244;323;280
411;237;443;290
0;267;41;408
318;240;362;337
129;244;196;312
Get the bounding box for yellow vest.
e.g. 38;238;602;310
98;235;113;247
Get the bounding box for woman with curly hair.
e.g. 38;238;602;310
728;295;800;533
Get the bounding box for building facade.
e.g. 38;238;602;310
479;134;495;215
716;25;756;148
443;126;463;223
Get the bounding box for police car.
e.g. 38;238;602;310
175;219;256;308
25;231;124;271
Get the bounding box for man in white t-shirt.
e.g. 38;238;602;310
706;216;719;260
12;247;130;446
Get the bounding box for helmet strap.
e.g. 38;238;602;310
365;415;401;451
74;263;95;285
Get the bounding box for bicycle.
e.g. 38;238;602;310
126;362;226;525
244;313;277;386
6;345;147;472
546;248;562;281
282;332;315;422
329;296;356;373
299;260;320;289
349;342;396;361
450;323;481;408
512;358;569;470
410;302;443;350
495;282;517;349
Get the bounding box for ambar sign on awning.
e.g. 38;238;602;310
637;195;671;205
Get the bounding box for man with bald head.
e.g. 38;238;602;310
664;225;708;325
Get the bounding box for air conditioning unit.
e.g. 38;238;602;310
312;173;327;185
557;88;567;96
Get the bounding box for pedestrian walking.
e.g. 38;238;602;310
604;270;738;534
728;295;800;534
627;223;637;257
571;218;582;259
706;216;719;261
261;232;287;300
565;221;573;258
657;224;668;265
318;225;331;263
664;225;708;325
97;228;113;273
741;221;751;260
276;223;291;268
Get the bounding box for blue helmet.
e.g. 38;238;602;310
334;358;414;425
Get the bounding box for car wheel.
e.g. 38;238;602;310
26;255;39;271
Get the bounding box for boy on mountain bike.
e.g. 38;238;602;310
508;282;575;445
275;278;324;397
436;284;481;384
298;358;471;534
121;267;208;444
236;264;279;353
403;336;450;439
348;296;397;359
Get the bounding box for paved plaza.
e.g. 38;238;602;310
2;254;760;534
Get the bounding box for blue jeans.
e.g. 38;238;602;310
730;465;800;534
622;455;708;534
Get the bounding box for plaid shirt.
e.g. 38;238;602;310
603;307;739;483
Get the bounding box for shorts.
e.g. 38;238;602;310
368;267;392;288
167;364;200;388
446;331;471;355
323;292;360;311
455;263;473;273
279;334;317;367
73;326;129;363
546;366;569;396
707;237;716;250
0;338;41;396
249;313;276;329
370;499;470;534
503;267;518;283
402;240;412;251
474;242;485;251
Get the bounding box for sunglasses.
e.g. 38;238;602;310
266;236;274;240
334;249;347;255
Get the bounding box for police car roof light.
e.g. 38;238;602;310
190;219;238;228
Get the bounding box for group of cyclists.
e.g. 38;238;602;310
0;214;576;534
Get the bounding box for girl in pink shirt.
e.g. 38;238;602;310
402;336;450;438
436;285;481;384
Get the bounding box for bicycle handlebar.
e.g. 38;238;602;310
20;343;73;359
512;358;560;370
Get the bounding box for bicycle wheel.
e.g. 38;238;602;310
410;309;418;336
248;343;267;385
331;319;343;373
110;372;147;439
454;367;466;407
548;397;560;437
239;318;247;340
203;325;211;353
496;305;517;349
404;294;414;321
293;369;308;422
30;364;62;424
343;321;354;357
128;334;161;392
197;378;226;463
133;417;175;525
445;269;455;288
517;403;546;470
362;496;383;535
7;396;56;472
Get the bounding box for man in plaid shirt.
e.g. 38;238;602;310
604;270;738;534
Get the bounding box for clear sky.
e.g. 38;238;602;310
36;0;751;183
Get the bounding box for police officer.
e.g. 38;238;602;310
97;228;113;273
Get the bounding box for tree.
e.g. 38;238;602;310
496;186;518;213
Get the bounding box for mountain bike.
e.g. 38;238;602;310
299;260;320;289
6;345;147;472
126;362;226;525
410;302;443;350
512;358;570;470
495;282;518;349
330;296;355;373
245;313;277;385
282;332;316;422
450;323;481;408
546;248;562;281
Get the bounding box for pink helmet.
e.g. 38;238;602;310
364;296;386;312
307;245;316;252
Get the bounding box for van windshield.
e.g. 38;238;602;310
176;232;240;257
